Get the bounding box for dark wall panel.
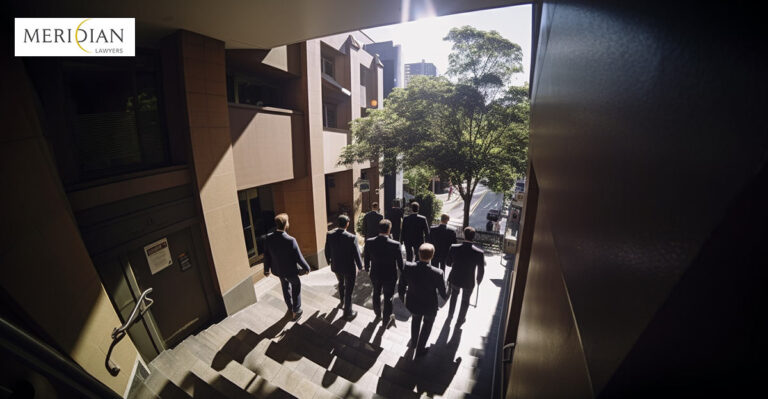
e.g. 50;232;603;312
508;199;593;398
512;0;767;396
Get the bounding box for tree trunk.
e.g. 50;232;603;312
463;177;474;230
463;196;471;230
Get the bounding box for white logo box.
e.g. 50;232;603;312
15;18;135;57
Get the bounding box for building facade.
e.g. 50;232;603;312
2;26;382;396
404;60;438;87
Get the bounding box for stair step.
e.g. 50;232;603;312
229;320;379;398
169;344;253;399
261;291;487;396
144;363;191;399
177;336;257;390
244;294;428;398
126;379;160;399
221;300;421;398
143;270;494;399
236;285;487;396
298;286;407;331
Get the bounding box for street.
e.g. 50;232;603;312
436;183;506;232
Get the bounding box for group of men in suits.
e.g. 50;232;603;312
262;200;485;357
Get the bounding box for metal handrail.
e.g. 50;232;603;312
105;287;153;376
0;317;120;399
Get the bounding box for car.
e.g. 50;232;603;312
514;180;526;193
486;209;500;221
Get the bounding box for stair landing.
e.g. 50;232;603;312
133;253;509;398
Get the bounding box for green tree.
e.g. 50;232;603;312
340;26;529;228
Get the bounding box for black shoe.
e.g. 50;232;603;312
292;309;303;321
384;314;395;329
344;311;357;320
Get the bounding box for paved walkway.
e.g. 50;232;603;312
254;252;513;397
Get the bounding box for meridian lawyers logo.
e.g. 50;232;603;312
15;18;135;57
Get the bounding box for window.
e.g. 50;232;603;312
62;55;170;182
238;186;276;264
360;66;368;85
321;55;334;77
322;102;337;128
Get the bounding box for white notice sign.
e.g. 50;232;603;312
144;238;172;275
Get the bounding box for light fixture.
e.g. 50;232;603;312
370;99;378;107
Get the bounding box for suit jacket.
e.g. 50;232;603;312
264;231;311;278
430;224;457;261
324;228;363;275
364;235;403;281
398;261;448;316
386;207;404;236
447;242;485;289
362;211;384;238
401;213;430;246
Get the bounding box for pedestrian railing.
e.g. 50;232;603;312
0;317;121;398
456;229;504;252
106;287;154;376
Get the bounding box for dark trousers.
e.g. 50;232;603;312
371;278;396;319
404;242;421;262
335;272;356;315
432;256;448;272
410;313;436;352
279;275;302;313
448;283;474;321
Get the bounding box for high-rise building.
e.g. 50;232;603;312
363;41;404;208
404;60;438;86
363;40;402;98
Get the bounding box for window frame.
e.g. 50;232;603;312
58;51;171;186
322;102;337;129
321;55;335;78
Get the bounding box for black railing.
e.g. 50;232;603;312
0;317;121;399
106;287;153;376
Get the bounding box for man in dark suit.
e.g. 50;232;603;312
264;213;312;321
364;219;403;328
447;227;485;326
385;199;404;241
361;202;384;239
325;214;363;320
401;202;431;262
398;243;448;357
429;214;457;272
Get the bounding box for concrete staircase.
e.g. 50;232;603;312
128;283;490;399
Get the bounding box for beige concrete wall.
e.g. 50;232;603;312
0;57;139;395
179;31;254;311
228;105;298;190
304;40;333;260
323;130;351;174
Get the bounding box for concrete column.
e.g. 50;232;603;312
348;38;364;232
288;39;331;267
177;31;255;314
374;57;386;208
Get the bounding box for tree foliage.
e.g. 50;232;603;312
340;26;529;228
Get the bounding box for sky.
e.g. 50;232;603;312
362;4;532;86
